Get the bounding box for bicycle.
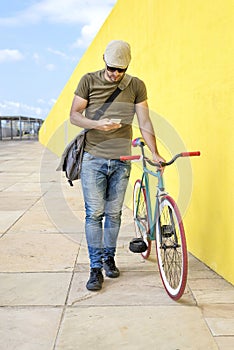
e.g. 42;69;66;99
120;138;200;300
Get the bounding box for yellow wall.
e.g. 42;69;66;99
39;0;234;284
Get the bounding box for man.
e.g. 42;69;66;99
70;40;165;291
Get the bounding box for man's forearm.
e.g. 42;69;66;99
70;112;98;129
139;120;159;155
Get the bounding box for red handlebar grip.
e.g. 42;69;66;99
120;155;141;161
181;151;201;157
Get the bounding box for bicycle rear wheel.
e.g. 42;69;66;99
133;180;151;259
155;195;188;300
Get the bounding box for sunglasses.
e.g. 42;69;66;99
106;65;127;73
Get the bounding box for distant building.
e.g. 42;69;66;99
0;116;43;140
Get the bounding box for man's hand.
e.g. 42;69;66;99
152;152;166;172
96;118;122;131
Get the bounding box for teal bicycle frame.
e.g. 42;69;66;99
137;143;166;243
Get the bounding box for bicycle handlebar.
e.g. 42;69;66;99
120;152;200;167
159;151;201;167
120;138;200;167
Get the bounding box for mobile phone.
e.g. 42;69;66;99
110;118;121;124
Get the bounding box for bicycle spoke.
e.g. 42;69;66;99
162;247;182;289
156;195;188;300
133;180;151;259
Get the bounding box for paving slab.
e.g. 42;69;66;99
6;208;60;233
0;195;39;211
0;307;62;350
201;304;234;318
0;210;24;233
192;289;234;305
55;306;218;350
188;277;232;290
67;271;194;307
215;337;234;349
0;272;72;306
205;317;234;336
3;182;49;193
0;233;79;272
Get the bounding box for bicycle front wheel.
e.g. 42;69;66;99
155;195;188;300
133;180;151;259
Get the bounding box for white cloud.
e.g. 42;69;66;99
37;98;46;104
0;49;24;63
0;0;116;26
33;52;58;71
47;48;68;58
0;100;52;119
45;63;56;71
72;20;104;48
37;98;57;106
33;53;41;65
0;1;117;48
48;98;57;106
47;47;76;61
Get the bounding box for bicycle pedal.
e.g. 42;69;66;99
161;225;174;237
129;238;147;253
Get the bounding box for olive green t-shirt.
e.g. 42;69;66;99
74;69;147;159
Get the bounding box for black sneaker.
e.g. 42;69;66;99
103;256;120;278
86;268;104;291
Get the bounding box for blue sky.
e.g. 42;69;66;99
0;0;117;120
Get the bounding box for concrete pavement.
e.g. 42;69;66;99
0;140;233;350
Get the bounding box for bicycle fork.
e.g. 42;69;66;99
156;194;181;250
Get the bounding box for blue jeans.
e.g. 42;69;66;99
81;152;131;269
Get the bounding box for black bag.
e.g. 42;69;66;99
57;129;86;186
